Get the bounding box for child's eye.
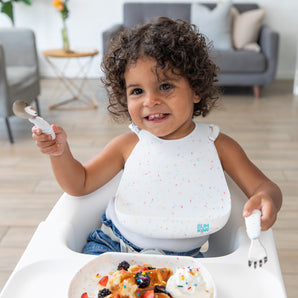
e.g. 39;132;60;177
131;88;144;95
160;83;173;91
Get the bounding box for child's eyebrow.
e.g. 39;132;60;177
126;84;140;89
158;76;180;83
126;76;180;89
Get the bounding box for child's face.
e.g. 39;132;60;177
125;56;200;140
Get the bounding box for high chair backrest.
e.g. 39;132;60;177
46;172;247;256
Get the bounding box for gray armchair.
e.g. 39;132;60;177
0;28;40;143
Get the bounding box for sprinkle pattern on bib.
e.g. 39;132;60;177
115;122;231;238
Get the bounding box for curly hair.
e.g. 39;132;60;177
101;17;219;119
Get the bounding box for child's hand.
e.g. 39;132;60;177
32;124;67;156
243;193;278;231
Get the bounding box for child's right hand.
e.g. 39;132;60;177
32;124;67;156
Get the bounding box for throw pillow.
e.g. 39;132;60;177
191;1;233;50
232;7;266;49
243;43;261;52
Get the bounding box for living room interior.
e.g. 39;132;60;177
0;0;297;297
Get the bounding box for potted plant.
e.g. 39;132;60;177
0;0;31;26
52;0;71;52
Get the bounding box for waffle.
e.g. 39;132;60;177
99;263;173;298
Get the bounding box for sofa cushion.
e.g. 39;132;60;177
191;1;233;50
232;7;266;49
7;66;38;87
210;50;266;73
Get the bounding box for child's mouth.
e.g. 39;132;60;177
145;113;169;121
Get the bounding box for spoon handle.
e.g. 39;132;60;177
29;117;56;140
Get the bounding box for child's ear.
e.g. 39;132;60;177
193;94;201;103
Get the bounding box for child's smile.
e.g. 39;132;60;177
125;56;200;140
145;113;170;121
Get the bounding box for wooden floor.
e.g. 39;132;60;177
0;79;297;296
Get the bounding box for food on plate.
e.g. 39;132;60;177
92;261;213;298
166;267;213;298
102;262;173;297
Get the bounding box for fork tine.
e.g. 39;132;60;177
245;210;268;269
259;259;263;267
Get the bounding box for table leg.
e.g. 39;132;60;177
45;56;99;110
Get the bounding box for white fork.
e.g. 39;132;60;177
245;209;268;268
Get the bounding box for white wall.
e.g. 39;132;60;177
0;0;297;79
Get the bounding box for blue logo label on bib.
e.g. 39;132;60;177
197;224;209;233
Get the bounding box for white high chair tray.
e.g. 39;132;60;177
0;242;286;298
0;174;287;298
0;246;286;298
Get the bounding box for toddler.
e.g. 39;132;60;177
33;17;282;257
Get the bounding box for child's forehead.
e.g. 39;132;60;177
126;56;179;79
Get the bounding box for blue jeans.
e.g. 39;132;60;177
82;212;203;258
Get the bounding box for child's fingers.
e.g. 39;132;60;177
259;203;277;231
32;125;55;141
243;194;277;231
32;131;53;142
32;126;41;135
52;124;59;133
242;196;262;217
34;137;62;155
39;143;59;155
35;139;56;150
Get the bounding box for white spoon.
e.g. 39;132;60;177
13;101;55;140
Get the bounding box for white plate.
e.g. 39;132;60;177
68;252;216;298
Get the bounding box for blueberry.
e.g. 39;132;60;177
98;288;112;298
135;271;151;288
117;260;130;271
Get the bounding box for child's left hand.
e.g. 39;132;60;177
243;193;278;231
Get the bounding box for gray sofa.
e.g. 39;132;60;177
102;2;279;98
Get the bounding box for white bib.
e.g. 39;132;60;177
114;122;231;238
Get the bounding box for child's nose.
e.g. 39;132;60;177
143;92;161;107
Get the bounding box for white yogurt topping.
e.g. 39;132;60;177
166;267;212;298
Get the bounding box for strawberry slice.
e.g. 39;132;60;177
138;267;149;272
81;293;89;298
98;275;109;287
143;290;154;298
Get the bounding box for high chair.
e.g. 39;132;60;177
0;173;287;298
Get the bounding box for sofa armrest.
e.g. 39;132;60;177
102;24;125;55
258;25;279;83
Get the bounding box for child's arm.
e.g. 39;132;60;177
215;133;282;231
32;125;137;196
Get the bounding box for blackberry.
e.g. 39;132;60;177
98;288;112;298
135;271;151;288
117;260;130;271
154;285;173;297
154;285;166;293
